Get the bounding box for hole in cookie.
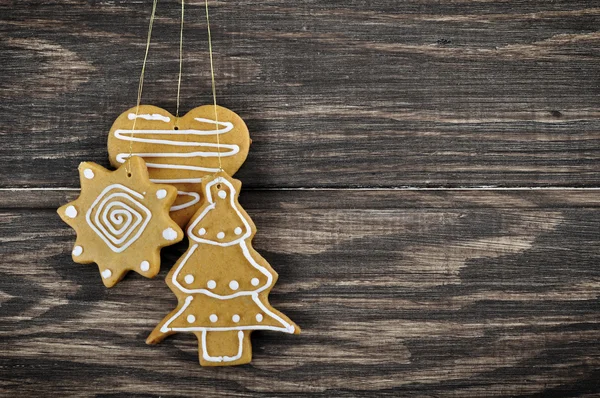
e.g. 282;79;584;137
127;173;132;178
174;126;179;130
216;184;222;189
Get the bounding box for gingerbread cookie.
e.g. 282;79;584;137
57;156;184;287
146;171;299;366
107;105;251;227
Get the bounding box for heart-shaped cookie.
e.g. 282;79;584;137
107;105;250;227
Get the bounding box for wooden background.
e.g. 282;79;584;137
1;0;599;396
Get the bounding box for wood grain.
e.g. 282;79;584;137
1;190;600;396
0;0;599;188
1;0;599;396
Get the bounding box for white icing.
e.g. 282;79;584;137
251;278;259;286
256;314;263;322
156;189;167;199
158;175;296;338
96;201;144;243
184;274;194;284
113;117;239;211
85;184;152;253
140;261;150;272
102;202;136;235
232;314;240;323
83;169;94;179
217;232;225;239
65;205;78;218
72;246;83;256
161;296;293;334
252;293;296;333
170;191;200;212
163;228;178;241
187;315;196;323
201;330;244;363
187;177;252;246
169;241;271;299
128;113;171;123
218;190;227;199
207;280;216;289
234;227;242;235
151;177;205;184
102;269;112;279
114;141;238;156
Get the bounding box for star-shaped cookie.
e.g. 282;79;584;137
57;156;184;287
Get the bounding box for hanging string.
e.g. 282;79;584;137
205;0;223;172
126;0;221;174
127;0;159;174
176;0;185;117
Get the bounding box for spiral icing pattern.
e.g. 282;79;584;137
85;184;152;253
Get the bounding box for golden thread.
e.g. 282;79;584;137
176;0;185;117
205;0;223;172
127;0;159;174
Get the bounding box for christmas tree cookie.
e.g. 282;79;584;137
147;171;299;366
57;156;184;287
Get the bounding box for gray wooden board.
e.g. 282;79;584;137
0;0;599;188
1;190;600;396
1;0;599;396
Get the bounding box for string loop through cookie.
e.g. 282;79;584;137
176;0;185;118
127;0;223;175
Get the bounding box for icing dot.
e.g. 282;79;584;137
156;189;167;199
187;315;196;323
65;206;77;218
218;190;227;199
83;169;94;179
234;227;243;235
140;261;150;272
209;314;218;323
162;228;178;241
251;278;260;286
256;314;264;322
184;274;194;284
198;228;206;236
207;280;216;289
102;269;112;279
229;280;239;290
232;314;240;323
217;232;225;239
72;246;83;256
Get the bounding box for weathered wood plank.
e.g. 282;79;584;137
1;190;599;396
1;1;599;188
1;0;599;396
2;187;600;210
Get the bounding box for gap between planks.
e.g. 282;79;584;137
1;187;600;210
3;187;600;191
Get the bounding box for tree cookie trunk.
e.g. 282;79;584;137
196;330;252;366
